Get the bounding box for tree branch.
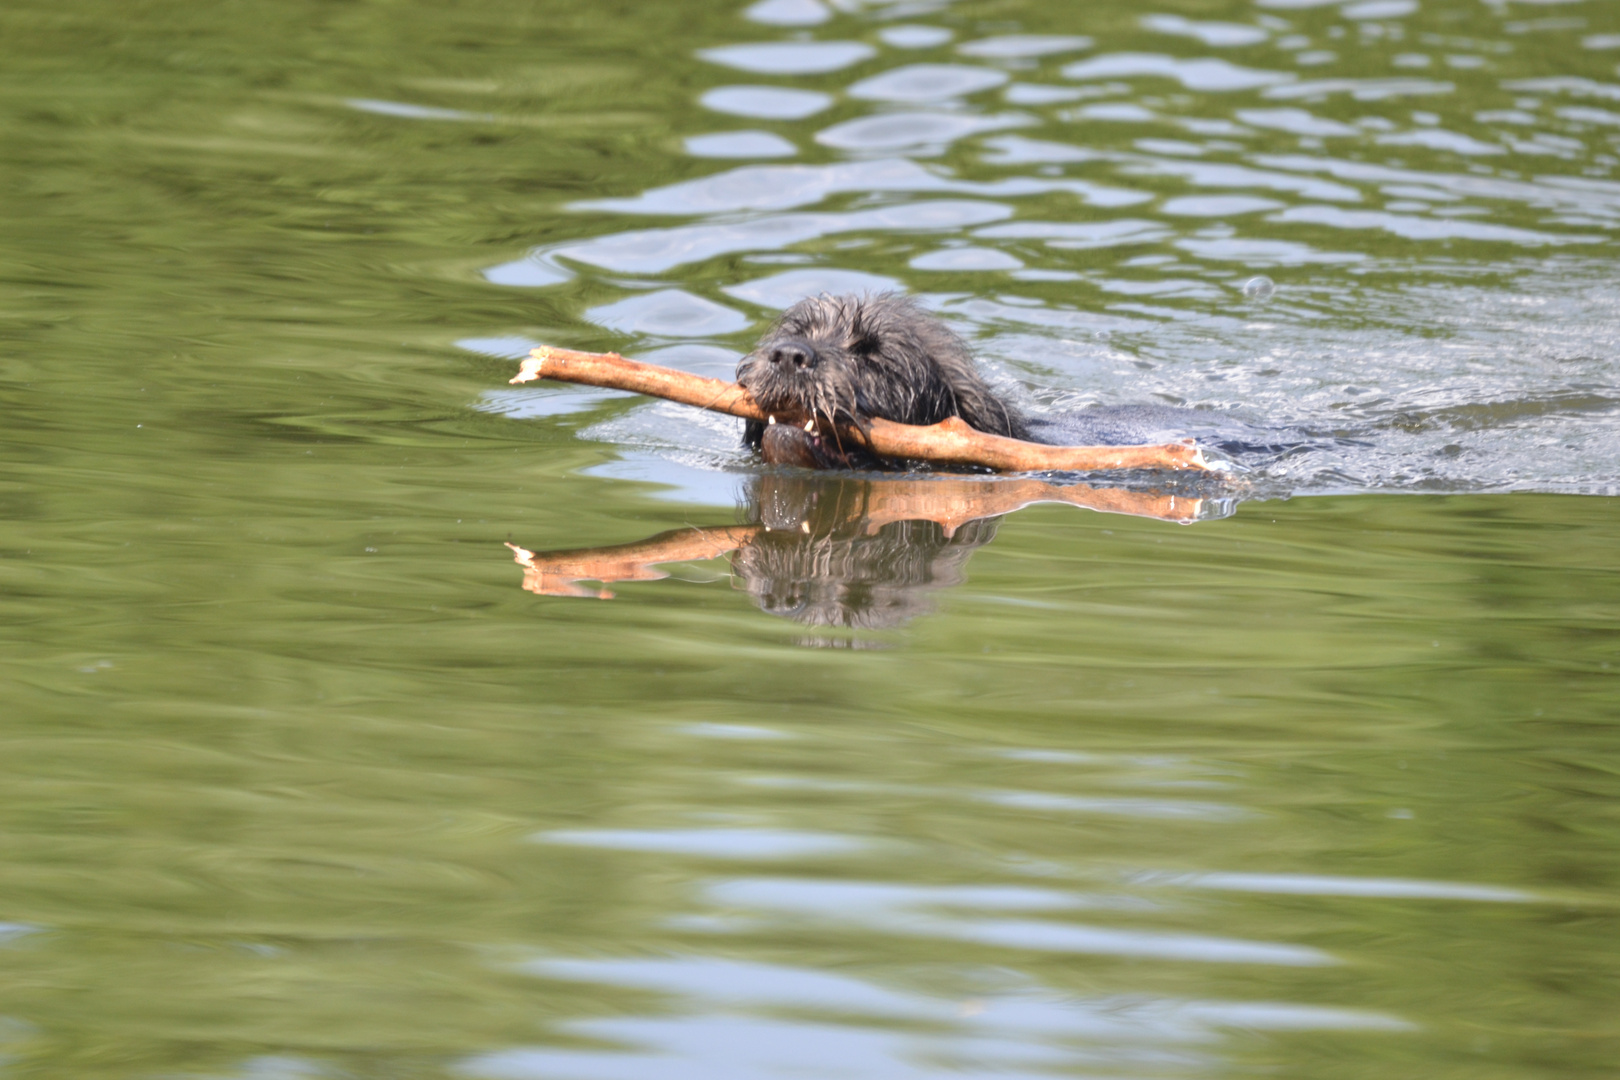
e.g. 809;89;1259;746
512;346;1211;473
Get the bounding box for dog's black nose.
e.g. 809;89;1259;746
769;342;815;370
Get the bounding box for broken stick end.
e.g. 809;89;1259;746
510;348;552;385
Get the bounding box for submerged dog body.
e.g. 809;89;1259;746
736;293;1026;468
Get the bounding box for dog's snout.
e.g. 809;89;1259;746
769;341;815;370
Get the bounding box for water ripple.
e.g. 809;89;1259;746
957;34;1094;59
698;41;876;74
700;85;834;119
1062;54;1296;92
815;111;1034;152
537;828;864;860
1142;15;1271;49
684;131;798;159
1270;204;1600;244
704;878;1335;965
493;200;1013;276
847;63;1009;102
472;0;1620;497
1134;871;1534;902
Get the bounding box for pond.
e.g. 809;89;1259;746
1;0;1617;1076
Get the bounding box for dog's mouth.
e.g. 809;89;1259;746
739;346;870;467
760;415;851;469
740;369;821;424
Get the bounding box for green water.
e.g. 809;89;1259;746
2;0;1619;1077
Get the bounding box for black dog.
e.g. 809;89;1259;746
736;292;1024;468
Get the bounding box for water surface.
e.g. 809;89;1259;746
1;0;1618;1077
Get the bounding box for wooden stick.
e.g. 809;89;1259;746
512;346;1210;473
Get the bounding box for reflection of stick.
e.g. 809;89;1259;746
506;527;758;598
854;477;1204;532
507;474;1203;601
512;346;1210;474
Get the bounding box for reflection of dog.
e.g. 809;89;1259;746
733;475;997;630
737;293;1025;468
507;473;1227;633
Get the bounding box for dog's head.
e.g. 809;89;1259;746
736;292;1022;439
736;293;882;428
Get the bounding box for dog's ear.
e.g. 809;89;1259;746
845;297;882;358
850;328;881;359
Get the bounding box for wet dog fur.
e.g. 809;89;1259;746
736;293;1026;468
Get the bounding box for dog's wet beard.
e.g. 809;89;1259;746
737;293;1026;465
